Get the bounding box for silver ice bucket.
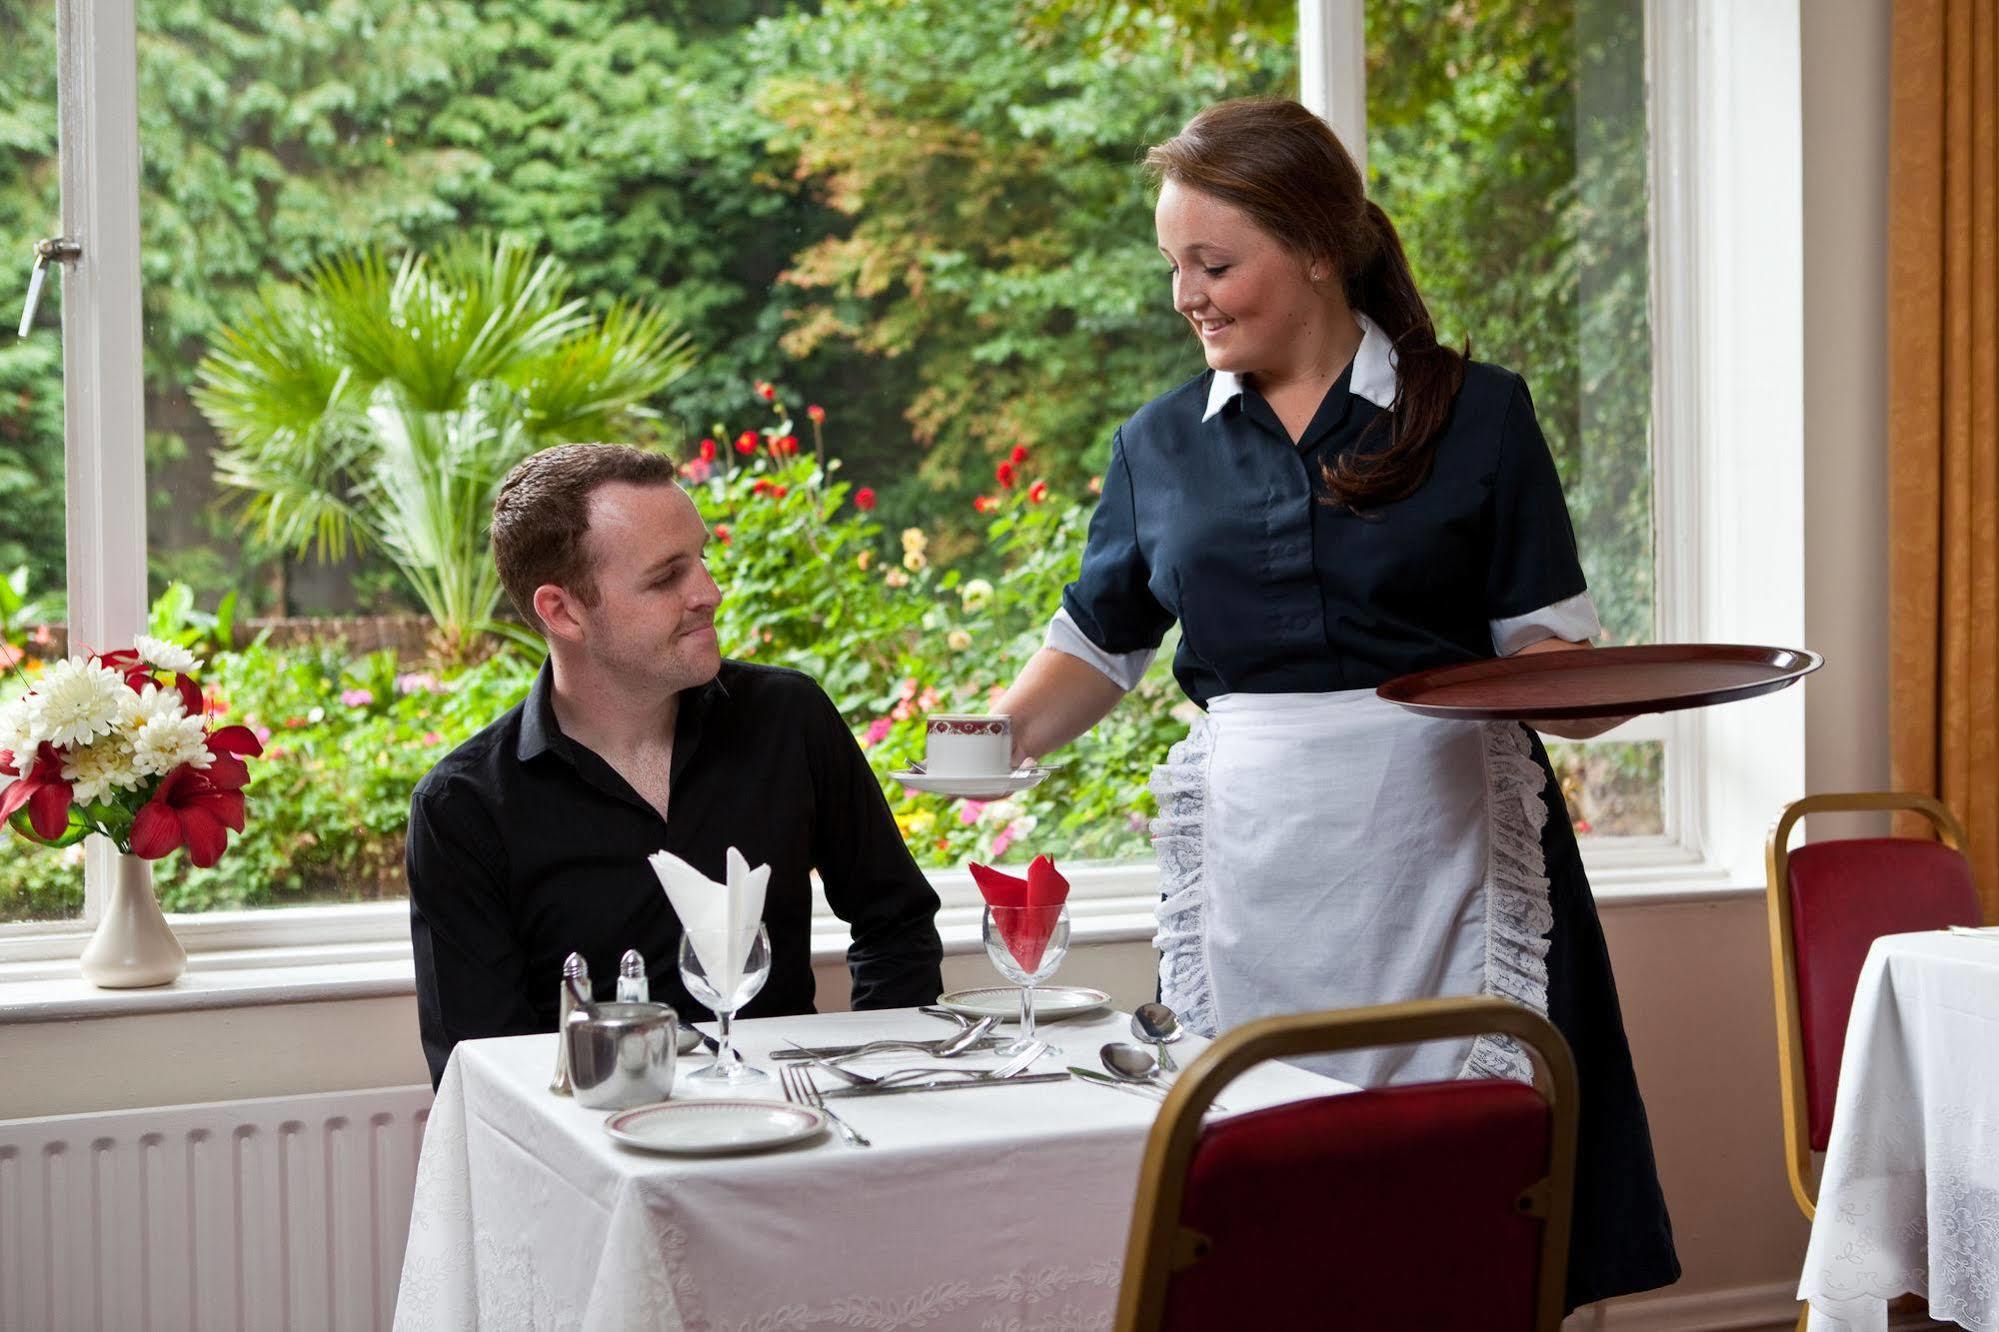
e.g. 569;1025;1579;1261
564;1000;679;1110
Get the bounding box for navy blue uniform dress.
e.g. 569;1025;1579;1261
1058;346;1681;1310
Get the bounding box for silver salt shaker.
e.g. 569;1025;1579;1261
550;951;590;1095
617;949;649;1004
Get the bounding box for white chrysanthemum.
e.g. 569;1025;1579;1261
27;657;127;750
0;696;40;763
133;634;201;677
61;733;144;805
128;710;211;779
119;683;188;732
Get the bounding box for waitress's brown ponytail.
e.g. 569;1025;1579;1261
1146;99;1466;508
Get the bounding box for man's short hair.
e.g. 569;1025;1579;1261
492;443;680;634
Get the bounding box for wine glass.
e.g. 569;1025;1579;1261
678;923;772;1088
982;903;1071;1056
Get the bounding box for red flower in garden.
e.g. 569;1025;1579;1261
775;434;800;455
773;484;789;498
699;437;718;463
0;743;74;840
854;486;877;511
973;495;998;514
1028;480;1049;504
756;381;776;401
752;479;773;496
995;461;1017;489
735;431;760;455
1009;445;1029;465
715;524;732;545
129;762;248;870
807;404;826;424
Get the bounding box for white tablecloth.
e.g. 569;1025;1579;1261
1801;931;1999;1332
395;1006;1348;1331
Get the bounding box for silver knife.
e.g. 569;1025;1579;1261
772;1037;1006;1061
1068;1066;1166;1102
823;1071;1071;1099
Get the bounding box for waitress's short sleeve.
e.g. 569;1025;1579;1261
1060;429;1174;656
1486;377;1592;626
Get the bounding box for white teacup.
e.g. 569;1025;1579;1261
924;714;1013;777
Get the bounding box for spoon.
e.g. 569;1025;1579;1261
1101;1041;1166;1088
1101;1041;1229;1111
920;1005;972;1030
1131;1002;1184;1073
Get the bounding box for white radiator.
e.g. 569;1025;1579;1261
0;1085;432;1332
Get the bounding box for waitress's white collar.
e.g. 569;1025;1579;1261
1202;310;1399;422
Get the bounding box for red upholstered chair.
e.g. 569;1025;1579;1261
1765;793;1980;1223
1113;996;1578;1332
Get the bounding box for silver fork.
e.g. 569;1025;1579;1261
781;1061;871;1148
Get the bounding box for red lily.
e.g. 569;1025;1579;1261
0;742;77;841
201;725;264;789
95;648;156;694
129;763;247;869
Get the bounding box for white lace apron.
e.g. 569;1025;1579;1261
1150;689;1554;1087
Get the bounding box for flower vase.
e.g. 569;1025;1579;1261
79;854;187;988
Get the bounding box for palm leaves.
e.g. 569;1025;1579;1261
196;236;698;656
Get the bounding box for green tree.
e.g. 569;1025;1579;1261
748;0;1297;511
193;235;696;656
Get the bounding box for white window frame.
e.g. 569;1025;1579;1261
0;0;1805;973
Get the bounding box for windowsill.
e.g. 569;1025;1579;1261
0;851;1758;1025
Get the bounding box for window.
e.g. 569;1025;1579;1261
0;0;72;925
1364;0;1666;842
2;0;1806;963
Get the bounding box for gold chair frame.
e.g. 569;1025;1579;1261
1763;791;1965;1223
1113;995;1580;1332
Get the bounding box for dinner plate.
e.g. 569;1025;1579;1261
603;1099;826;1156
938;985;1112;1022
1376;643;1823;722
891;764;1058;799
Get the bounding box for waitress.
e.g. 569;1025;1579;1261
985;97;1679;1309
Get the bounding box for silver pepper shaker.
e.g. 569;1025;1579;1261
616;949;649;1004
550;951;590;1095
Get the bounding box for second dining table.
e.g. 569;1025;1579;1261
1799;929;1999;1332
394;1004;1350;1331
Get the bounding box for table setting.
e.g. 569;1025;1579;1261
1798;927;1999;1332
395;839;1346;1330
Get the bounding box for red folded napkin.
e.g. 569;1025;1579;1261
970;855;1068;971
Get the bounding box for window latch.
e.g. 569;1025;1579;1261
18;237;81;338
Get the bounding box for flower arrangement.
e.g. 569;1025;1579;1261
0;636;265;867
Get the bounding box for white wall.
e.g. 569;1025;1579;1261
0;3;1897;1326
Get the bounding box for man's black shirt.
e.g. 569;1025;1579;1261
407;659;944;1087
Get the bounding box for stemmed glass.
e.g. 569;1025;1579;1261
982;903;1071;1056
678;923;772;1088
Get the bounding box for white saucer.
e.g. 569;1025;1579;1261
891;763;1058;799
938;985;1113;1022
603;1099;826;1155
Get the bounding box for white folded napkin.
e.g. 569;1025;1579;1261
646;846;769;998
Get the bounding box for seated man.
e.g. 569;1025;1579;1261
407;443;944;1087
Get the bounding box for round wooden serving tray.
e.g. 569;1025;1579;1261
1376;643;1822;722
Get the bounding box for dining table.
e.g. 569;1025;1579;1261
1798;929;1999;1332
393;1004;1350;1332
